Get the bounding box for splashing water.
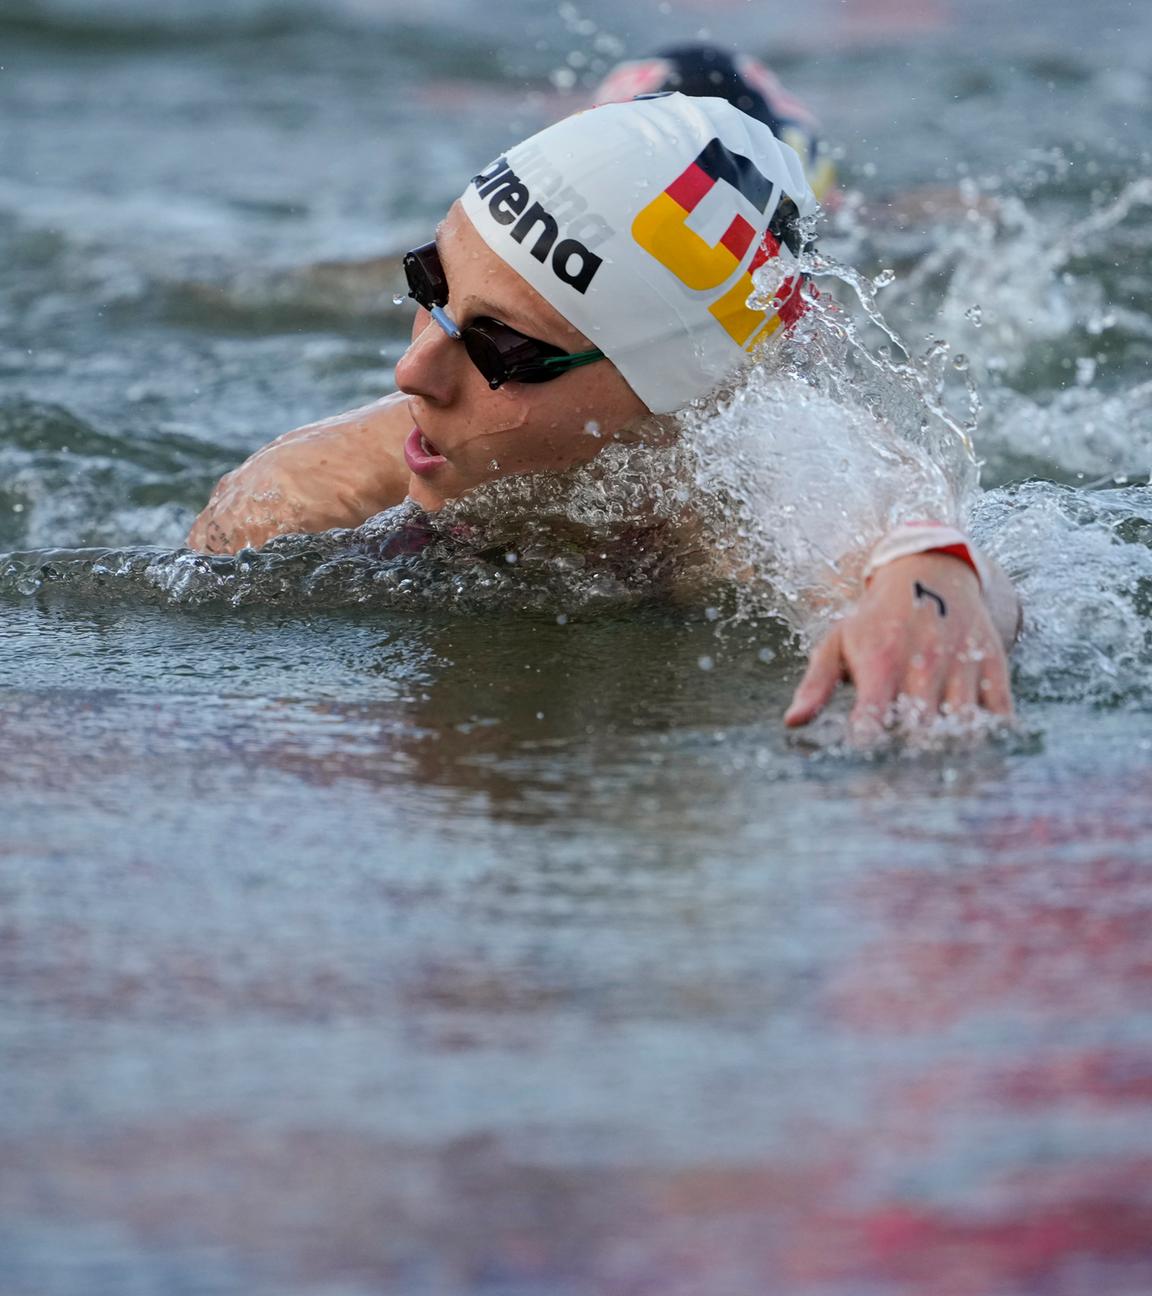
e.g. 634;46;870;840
668;182;1152;708
2;176;1151;707
0;442;699;617
972;481;1152;707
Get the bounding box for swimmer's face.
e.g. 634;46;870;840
394;202;647;509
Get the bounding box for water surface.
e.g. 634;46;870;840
2;1;1152;1292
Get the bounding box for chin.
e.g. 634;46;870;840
407;476;451;512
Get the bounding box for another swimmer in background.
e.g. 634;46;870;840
187;83;1019;733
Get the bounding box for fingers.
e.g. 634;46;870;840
977;654;1015;717
848;653;902;735
785;626;845;727
941;635;1018;720
902;646;948;714
943;655;980;714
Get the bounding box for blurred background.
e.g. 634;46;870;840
2;3;1152;1295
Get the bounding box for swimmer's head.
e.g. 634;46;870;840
395;93;817;508
457;92;818;415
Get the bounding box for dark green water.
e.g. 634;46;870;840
2;2;1152;1293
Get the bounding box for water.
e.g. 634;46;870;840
3;1;1152;1292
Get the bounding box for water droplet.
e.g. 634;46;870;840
757;646;776;664
704;606;720;622
873;268;896;289
556;613;569;626
584;420;601;438
392;293;407;307
952;353;969;372
1075;356;1097;386
504;551;518;565
490;459;501;471
697;655;714;672
964;304;983;327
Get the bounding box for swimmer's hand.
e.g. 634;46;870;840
784;552;1015;735
187;396;410;554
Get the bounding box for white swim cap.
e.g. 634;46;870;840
459;92;818;414
592;47;838;203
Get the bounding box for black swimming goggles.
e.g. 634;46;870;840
402;241;605;390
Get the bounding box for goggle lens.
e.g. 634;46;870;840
403;243;449;309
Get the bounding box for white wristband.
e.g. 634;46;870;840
863;521;989;589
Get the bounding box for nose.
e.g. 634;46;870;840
394;310;462;407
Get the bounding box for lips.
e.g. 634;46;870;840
404;426;448;476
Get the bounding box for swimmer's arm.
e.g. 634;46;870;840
785;549;1020;734
186;392;412;554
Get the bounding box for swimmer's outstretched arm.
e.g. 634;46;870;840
785;547;1020;734
186;392;412;554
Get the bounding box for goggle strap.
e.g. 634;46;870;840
534;348;605;371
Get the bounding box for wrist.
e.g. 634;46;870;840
864;521;988;590
870;550;981;588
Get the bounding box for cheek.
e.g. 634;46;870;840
452;392;532;460
461;372;642;477
467;397;607;476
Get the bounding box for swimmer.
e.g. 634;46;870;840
188;92;1019;731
